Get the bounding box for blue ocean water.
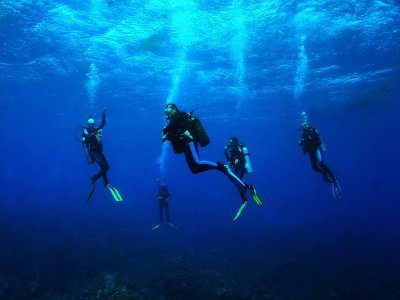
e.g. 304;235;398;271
1;0;400;299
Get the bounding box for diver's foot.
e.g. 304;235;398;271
240;191;248;204
168;223;178;229
216;162;229;174
323;175;332;184
152;224;162;230
246;184;262;205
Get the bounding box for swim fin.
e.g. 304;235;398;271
233;202;247;221
247;185;262;205
86;178;96;203
332;179;342;199
168;223;178;229
106;185;123;201
152;224;162;230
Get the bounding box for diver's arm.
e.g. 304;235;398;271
162;126;170;142
315;128;326;151
82;128;90;142
98;108;107;129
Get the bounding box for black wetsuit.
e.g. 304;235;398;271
162;111;247;194
157;185;170;223
82;112;110;186
224;143;247;180
300;125;336;183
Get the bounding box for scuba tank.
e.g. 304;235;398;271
188;115;210;147
242;146;253;173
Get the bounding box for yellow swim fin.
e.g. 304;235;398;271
248;185;262;205
233;202;247;221
106;185;123;202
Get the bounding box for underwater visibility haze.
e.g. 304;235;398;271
1;0;400;299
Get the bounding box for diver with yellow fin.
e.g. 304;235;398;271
162;103;261;219
81;108;123;202
224;136;261;220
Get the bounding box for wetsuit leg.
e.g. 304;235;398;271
165;201;170;223
319;161;336;183
236;167;246;180
159;201;164;223
92;152;110;186
309;149;332;183
184;142;247;193
184;142;219;174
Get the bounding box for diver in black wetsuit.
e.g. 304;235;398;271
162;103;262;219
82;108;110;186
224;136;253;203
299;117;342;199
224;137;252;180
152;184;177;230
81;109;122;202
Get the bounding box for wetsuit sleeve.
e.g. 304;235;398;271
98;109;106;129
162;124;171;141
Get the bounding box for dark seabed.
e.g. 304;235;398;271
1;0;400;299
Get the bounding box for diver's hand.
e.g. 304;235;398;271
162;134;168;142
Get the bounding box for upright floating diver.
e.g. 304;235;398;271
162;103;262;220
298;112;342;199
152;183;177;230
224;136;253;211
81;108;122;202
224;136;253;180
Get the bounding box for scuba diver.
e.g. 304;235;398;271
298;112;342;199
162;103;262;220
152;183;177;230
224;137;253;180
81;108;122;202
224;137;253;205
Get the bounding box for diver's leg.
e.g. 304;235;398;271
184;142;248;194
184;142;219;174
237;167;246;180
159;201;164;223
165;202;170;223
318;161;336;183
92;152;103;182
96;153;110;186
310;150;330;183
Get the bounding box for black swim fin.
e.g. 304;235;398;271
332;179;342;199
86;178;96;203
